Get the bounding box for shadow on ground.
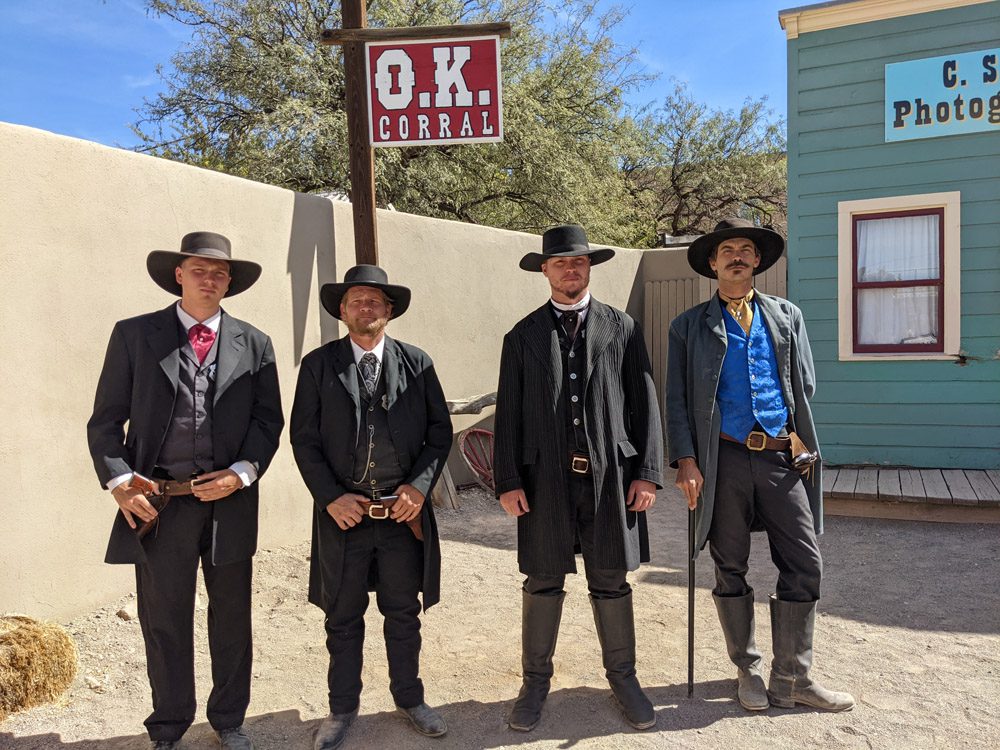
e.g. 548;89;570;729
437;486;1000;635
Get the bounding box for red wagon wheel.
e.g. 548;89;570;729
458;427;495;493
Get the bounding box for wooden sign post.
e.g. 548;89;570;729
322;3;511;266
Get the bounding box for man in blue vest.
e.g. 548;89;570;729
665;218;854;713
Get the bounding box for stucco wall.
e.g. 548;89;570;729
0;122;646;620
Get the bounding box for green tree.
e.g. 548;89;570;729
624;82;787;242
135;0;651;245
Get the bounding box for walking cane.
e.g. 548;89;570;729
687;507;695;698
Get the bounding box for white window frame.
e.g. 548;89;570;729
837;191;961;361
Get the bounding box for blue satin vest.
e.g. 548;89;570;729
717;297;788;440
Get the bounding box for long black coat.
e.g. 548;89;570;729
290;335;452;611
87;305;284;565
493;300;664;575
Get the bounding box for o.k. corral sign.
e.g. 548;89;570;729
886;47;1000;142
366;35;503;147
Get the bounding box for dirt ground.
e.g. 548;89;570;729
2;479;999;750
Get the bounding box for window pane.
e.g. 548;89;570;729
856;214;940;282
857;287;939;346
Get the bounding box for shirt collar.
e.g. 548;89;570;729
350;336;386;366
550;291;591;316
176;302;222;333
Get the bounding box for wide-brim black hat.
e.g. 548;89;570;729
687;218;784;279
320;264;411;320
147;231;262;297
519;224;616;272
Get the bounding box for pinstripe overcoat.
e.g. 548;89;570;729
493;299;664;575
664;292;823;559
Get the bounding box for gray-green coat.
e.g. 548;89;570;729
665;292;823;557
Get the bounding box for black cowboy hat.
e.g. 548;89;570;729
320;264;412;320
519;224;616;272
687;218;785;279
146;231;262;297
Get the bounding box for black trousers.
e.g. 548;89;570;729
323;514;424;714
135;495;253;742
708;440;822;602
524;471;630;600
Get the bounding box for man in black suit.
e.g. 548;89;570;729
494;225;664;732
87;232;284;750
290;265;453;750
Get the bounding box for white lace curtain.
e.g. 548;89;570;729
855;214;940;346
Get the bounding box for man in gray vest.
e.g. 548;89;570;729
290;265;452;750
666;217;854;713
494;224;664;732
87;232;284;750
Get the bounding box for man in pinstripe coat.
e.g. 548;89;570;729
494;224;664;733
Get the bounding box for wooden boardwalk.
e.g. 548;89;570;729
823;464;1000;523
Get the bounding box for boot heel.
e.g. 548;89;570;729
766;692;795;708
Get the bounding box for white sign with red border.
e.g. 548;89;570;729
365;35;503;147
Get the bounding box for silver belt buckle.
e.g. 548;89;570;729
571;454;590;474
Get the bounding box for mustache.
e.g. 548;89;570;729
726;261;750;269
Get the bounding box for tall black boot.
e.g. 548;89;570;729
508;590;564;731
767;596;855;711
713;591;768;710
590;592;655;730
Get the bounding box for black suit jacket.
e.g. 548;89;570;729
87;304;284;565
493;299;663;575
290;335;452;611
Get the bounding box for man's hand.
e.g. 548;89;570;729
499;489;530;517
111;482;158;528
191;469;243;502
326;493;367;530
627;479;657;511
675;457;704;510
391;484;425;523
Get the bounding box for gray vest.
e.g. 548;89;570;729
156;321;217;480
556;309;589;453
351;367;405;493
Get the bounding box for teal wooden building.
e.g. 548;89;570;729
779;0;1000;470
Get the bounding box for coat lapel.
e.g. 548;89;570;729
332;337;362;427
584;300;617;383
705;294;728;347
523;304;562;404
147;305;181;394
213;312;248;405
382;336;402;410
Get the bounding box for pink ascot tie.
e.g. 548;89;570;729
188;323;216;364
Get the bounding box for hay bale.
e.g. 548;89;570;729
0;615;78;721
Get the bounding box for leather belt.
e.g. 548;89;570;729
570;452;591;475
721;431;791;452
357;492;424;542
160;479;198;496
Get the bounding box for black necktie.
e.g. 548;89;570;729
561;310;580;342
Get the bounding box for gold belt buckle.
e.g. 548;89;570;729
368;502;389;520
571;455;590;474
745;432;767;451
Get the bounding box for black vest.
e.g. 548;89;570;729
156;321;217;480
351;366;405;493
555;308;589;453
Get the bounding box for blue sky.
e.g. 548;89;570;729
0;0;793;149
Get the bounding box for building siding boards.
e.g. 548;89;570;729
786;2;1000;470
